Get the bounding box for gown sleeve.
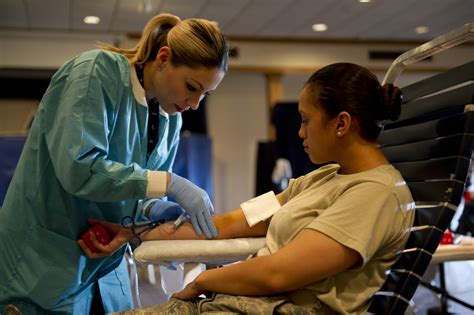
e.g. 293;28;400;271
43;51;149;202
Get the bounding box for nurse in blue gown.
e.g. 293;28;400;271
0;13;228;314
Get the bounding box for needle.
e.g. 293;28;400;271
173;213;187;229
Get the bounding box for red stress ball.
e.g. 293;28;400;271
81;223;111;253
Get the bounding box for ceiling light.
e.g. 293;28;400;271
84;16;101;25
359;0;371;3
415;26;429;34
312;24;328;32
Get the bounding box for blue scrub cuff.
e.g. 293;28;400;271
146;170;167;197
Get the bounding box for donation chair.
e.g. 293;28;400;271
367;23;474;314
132;23;474;314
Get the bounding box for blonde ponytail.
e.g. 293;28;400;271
99;13;180;64
100;13;228;72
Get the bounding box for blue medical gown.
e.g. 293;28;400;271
0;50;182;314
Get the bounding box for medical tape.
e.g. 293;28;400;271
240;191;281;227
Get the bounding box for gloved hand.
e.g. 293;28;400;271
166;173;217;238
144;200;186;222
271;158;292;185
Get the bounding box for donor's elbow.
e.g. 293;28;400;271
261;270;294;294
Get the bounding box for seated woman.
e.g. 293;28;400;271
79;62;415;314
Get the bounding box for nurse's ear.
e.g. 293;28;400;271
156;46;171;69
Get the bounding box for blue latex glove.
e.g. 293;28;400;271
166;173;217;238
145;200;186;222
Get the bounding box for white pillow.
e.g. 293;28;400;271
133;237;267;266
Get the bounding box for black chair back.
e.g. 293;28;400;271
367;61;474;314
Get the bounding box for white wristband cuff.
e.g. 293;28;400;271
240;191;281;227
146;171;167;197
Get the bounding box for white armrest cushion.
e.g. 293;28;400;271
431;236;474;264
133;237;267;266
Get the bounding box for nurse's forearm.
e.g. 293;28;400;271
140;208;267;241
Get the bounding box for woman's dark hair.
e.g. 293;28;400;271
304;62;402;141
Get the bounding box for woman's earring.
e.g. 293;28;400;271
337;131;342;136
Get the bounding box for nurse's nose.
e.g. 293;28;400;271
187;95;201;110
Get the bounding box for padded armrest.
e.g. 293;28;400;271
134;236;473;267
431;236;474;264
133;237;266;266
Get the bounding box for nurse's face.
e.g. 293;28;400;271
298;86;337;164
150;47;225;115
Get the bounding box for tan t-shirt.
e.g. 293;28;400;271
256;164;415;314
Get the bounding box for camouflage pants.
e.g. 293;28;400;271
112;293;336;315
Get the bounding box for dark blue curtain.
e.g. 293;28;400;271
0;136;26;206
173;133;213;202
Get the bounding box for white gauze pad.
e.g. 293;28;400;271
240;191;281;227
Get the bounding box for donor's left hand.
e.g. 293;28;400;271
171;280;206;300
